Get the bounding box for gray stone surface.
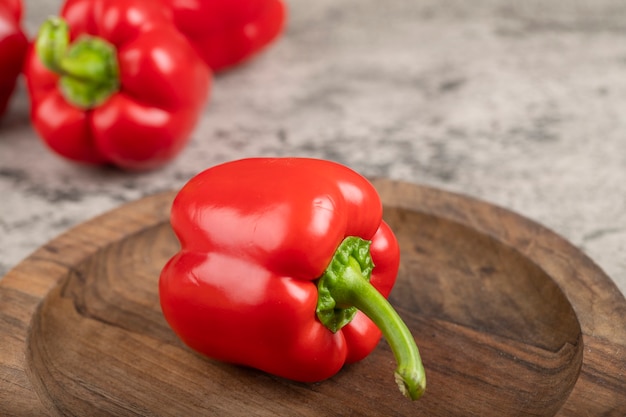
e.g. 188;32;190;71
1;0;625;297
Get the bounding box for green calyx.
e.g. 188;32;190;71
316;236;426;400
316;236;374;332
36;17;120;109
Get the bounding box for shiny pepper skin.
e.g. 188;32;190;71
25;0;211;170
166;0;286;71
0;0;28;119
159;158;426;400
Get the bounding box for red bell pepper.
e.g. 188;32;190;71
0;0;28;119
24;0;211;170
166;0;286;71
159;158;426;400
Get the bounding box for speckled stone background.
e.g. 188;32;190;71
1;0;625;297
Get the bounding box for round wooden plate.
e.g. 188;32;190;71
1;179;625;416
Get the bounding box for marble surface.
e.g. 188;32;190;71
1;0;625;297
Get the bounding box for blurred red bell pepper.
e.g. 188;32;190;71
166;0;286;71
0;0;28;119
24;0;211;170
159;158;426;400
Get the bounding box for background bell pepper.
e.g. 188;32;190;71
166;0;286;71
24;0;211;170
0;0;28;119
159;158;426;400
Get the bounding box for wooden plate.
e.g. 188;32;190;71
1;179;625;416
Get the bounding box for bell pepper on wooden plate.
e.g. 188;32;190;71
166;0;286;71
159;158;426;400
24;0;211;170
0;0;28;119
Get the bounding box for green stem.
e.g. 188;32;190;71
35;17;69;73
317;237;426;400
35;17;120;109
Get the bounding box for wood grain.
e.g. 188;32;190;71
1;179;625;416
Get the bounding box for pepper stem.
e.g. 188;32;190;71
35;17;120;109
316;237;426;400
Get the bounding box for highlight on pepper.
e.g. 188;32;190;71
159;157;426;400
